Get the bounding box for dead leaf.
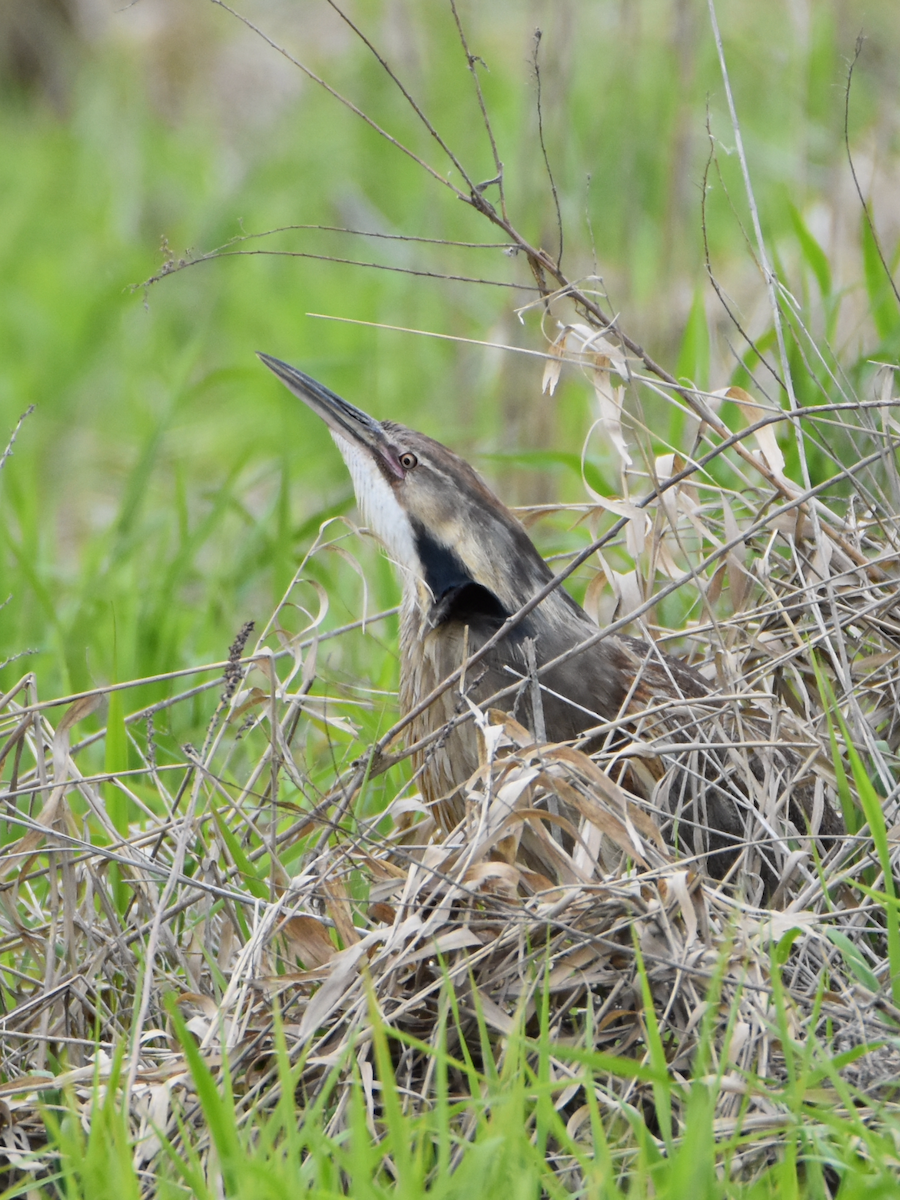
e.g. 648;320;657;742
395;928;485;970
322;875;360;948
282;915;337;968
463;860;521;898
367;902;396;925
589;494;646;557
519;869;557;894
297;942;367;1044
667;871;698;947
488;710;536;748
542;328;567;395
584;569;617;628
708;560;727;605
538;773;646;866
548;944;605;988
612;568;643;622
472;989;515;1034
544;745;665;848
724;385;787;479
53;694;101;781
591;364;632;468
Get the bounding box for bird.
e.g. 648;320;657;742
258;353;841;883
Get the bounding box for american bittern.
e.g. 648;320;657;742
259;353;841;881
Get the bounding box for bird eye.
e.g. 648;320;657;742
399;452;418;470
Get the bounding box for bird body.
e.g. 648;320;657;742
390;435;633;828
258;356;641;816
258;354;840;880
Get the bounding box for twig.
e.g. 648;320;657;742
9;607;399;718
205;0;863;540
140;245;532;292
844;35;900;308
0;405;35;474
306;311;585;360
208;0;472;202
183;222;512;248
701;111;786;395
532;28;563;272
449;0;507;221
322;0;477;194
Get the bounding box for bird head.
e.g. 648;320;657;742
258;354;557;628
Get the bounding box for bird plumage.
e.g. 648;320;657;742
259;354;841;883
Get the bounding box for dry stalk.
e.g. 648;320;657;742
4;5;900;1190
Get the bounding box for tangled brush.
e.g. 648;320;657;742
3;337;900;1189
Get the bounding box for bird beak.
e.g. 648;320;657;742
257;352;405;478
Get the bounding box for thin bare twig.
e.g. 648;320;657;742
701;111;786;395
706;1;800;415
532;28;563;272
206;0;865;544
844;34;900;309
449;0;507;221
322;0;479;197
208;0;471;201
140;245;532;292
195;222;513;249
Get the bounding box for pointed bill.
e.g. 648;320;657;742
257;353;403;474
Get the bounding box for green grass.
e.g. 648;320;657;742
27;961;900;1199
2;0;898;715
2;0;900;1194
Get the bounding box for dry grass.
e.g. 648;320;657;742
3;4;900;1190
3;335;900;1188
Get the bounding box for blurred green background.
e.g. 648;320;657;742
0;0;898;722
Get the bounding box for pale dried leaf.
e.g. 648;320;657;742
297;942;367;1044
322;875;360;948
462;860;521;898
544;745;664;848
488;710;536;748
53;695;100;781
610;568;643;622
724;385;787;478
721;497;746;566
540;772;645;866
399;928;484;967
548;944;605;988
282;915;336;968
708;560;726;605
473;989;515;1035
667;871;698;947
176;992;219;1019
810;536;833;580
654;452;680;524
590;370;632;468
583;570;617;627
654;539;685;582
567;324;629;378
493;768;540;814
359;1055;376;1136
542;328;567;395
571;816;603;878
134;1082;172;1168
728;554;749;612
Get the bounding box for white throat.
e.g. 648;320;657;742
333;433;418;578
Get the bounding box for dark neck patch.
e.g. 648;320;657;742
430;581;509;628
412;520;509;629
